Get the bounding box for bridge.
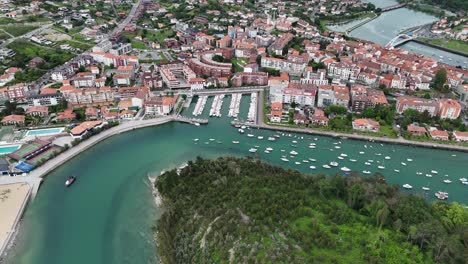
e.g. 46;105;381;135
385;33;414;48
381;3;407;12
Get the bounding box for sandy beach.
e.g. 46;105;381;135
0;183;31;257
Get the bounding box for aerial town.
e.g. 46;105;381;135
0;0;467;263
0;0;465;175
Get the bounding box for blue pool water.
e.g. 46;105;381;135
0;145;21;154
25;128;64;136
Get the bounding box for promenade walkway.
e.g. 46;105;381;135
29;117;173;179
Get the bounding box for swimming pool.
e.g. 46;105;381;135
25;127;65;137
0;144;21;155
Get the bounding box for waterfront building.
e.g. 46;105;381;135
231;72;268;87
187;51;232;78
269;102;283;123
70;120;104;138
27;92;62;107
429;129;449;141
453;131;468;142
144;96;178;115
438;99;461;120
1;115;25;125
159;63;196;89
310;109;329;126
396;97;438;116
407;124;427;137
282;82;316;106
352;118;380;132
26;106;49;117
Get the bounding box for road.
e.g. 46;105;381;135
109;0;143;36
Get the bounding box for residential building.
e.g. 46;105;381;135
310;109;328;126
429;129;449;141
352;118;380;132
269;102;282;123
453;131;468;142
396;97;438;116
438;99;461;120
2;115;25;125
407;124;426;137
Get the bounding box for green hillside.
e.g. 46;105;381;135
156;157;468;263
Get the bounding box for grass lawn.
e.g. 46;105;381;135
146;29;175;44
418;38;468;54
0;25;38;37
131;40;147;49
63;40;93;51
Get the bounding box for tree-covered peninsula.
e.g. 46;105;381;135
156;157;467;263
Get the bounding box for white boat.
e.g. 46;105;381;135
308;158;316;162
193;123;200;126
435;191;448;200
462;182;468;185
349;159;357;162
281;150;285;152
302;160;309;163
309;143;316;146
416;172;422;175
340;153;348;157
238;129;245;134
378;165;385;169
257;136;264;140
249;148;257;153
309;166;316;170
363;170;371;174
268;137;276;141
309;145;316;149
322;164;331;169
232;141;240;144
193;138;199;142
281;158;289;162
338;156;344;160
247;134;254;137
459;178;467;182
407;158;413;162
426;174;433;178
451;154;457;157
402;184;413;189
431;170;438;174
359;151;365;154
264;150;270;153
266;147;273;151
241;125;246;129
341;167;351;172
384;156;391;160
329;161;339;167
394;169;400;173
401;162;407;166
290;150;298;155
292;140;298;144
364;162;371;166
368;160;374;162
443;179;452;184
422;187;430;191
375;153;382;156
209;138;215;141
334;146;341;149
295;161;301;165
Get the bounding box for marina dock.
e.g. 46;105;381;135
228;93;242;118
192;96;208;116
247;92;258;123
209;94;225;117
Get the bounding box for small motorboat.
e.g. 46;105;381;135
292;140;298;144
329;161;339;167
362;170;371;174
268;137;276;141
65;176;76;187
422;187;430;191
384;156;391;160
401;162;407;166
257;136;264;140
309;166;316;170
232;141;240;144
340;153;348;157
247;134;254;138
394;169;400;173
209;138;215;141
416;172;422;175
338;156;344;160
322;164;331;169
341;167;351;172
334;146;341;149
377;165;385;169
407;158;413;162
349;159;357;162
359;151;365;154
435;191;448;200
443;179;452;184
264;150;270;154
402;184;413;189
249;148;257;153
308;158;316;162
426;174;433;178
302;160;309;163
193;138;199;142
290;150;298;155
295;161;301;165
364;162;371;166
281;158;289;162
266;147;273;151
309;145;316;149
460;178;468;182
238;129;244;134
431;170;438;174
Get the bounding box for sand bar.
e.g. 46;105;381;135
0;183;31;256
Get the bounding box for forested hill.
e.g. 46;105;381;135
156;157;467;264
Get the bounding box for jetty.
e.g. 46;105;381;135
209;94;225;117
247;92;258;123
192;96;208;116
228;93;242;118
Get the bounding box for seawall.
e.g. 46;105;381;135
238;122;468;153
412;39;468;58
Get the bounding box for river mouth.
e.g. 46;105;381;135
5;94;468;264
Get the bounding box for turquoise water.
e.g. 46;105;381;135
6;95;468;264
0;145;21;155
25;128;64;136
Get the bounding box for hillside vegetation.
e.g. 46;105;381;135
156;157;468;263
